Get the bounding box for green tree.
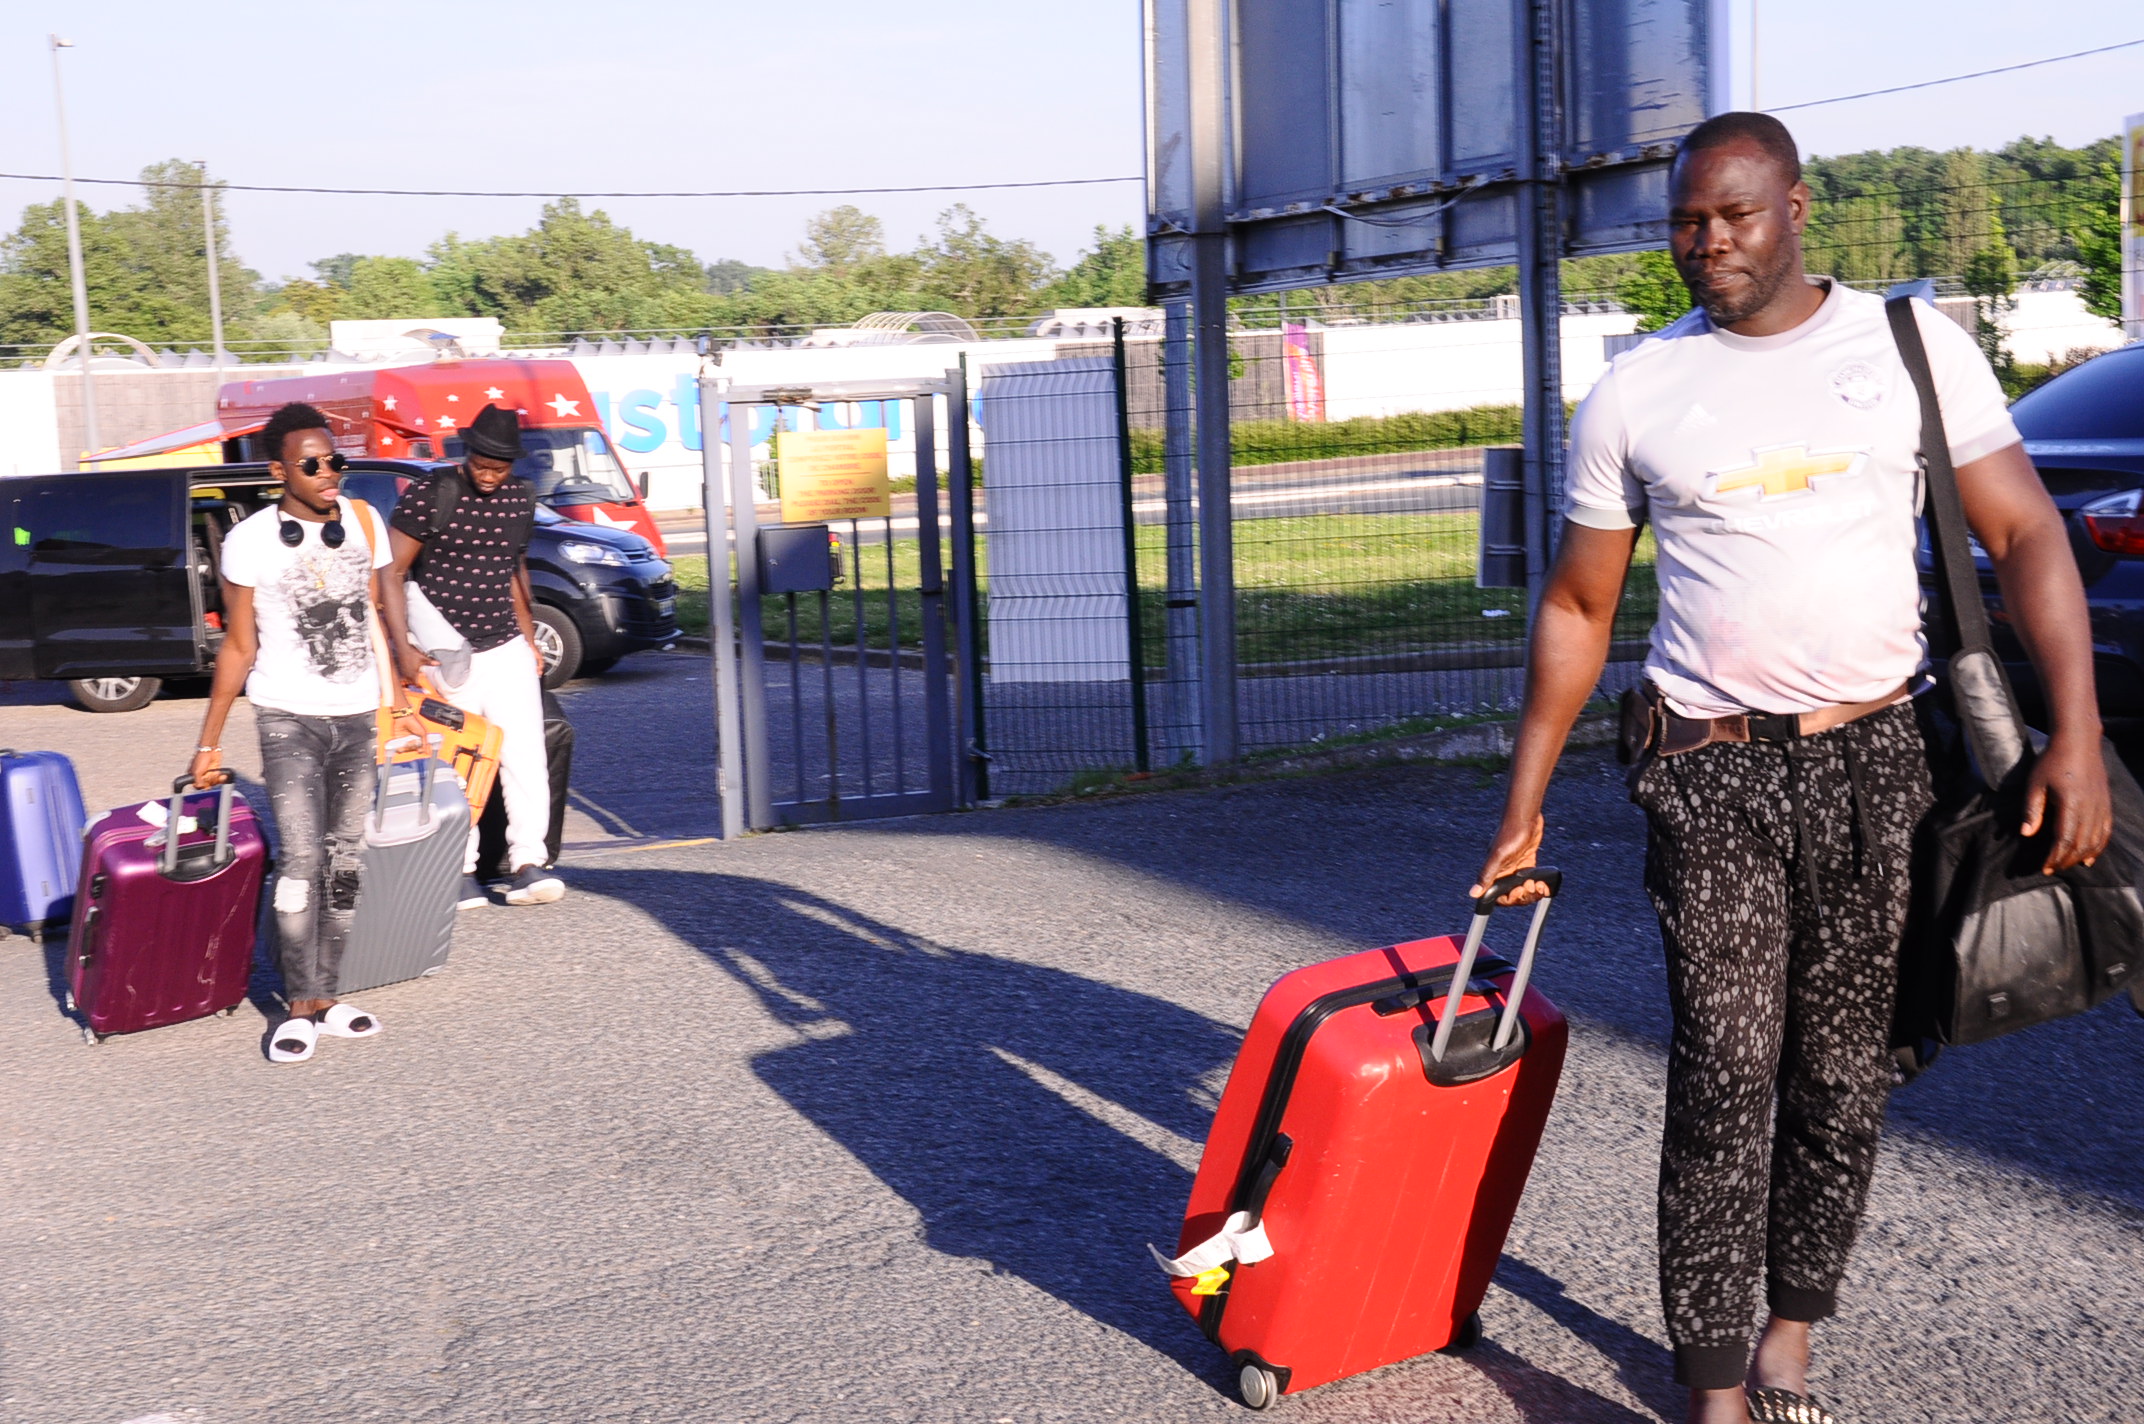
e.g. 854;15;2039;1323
423;199;721;333
704;258;769;295
1044;225;1147;307
0;160;260;351
1934;150;2002;278
309;253;364;288
795;205;886;271
1962;242;2018;385
337;256;447;320
914;204;1057;318
2074;154;2124;322
263;277;343;326
1614;250;1688;332
1805;195;1909;283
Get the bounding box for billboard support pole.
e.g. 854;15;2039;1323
698;373;745;841
1161;298;1201;764
1187;0;1238;765
1516;0;1566;614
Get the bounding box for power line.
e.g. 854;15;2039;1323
1769;36;2144;112
0;171;1141;199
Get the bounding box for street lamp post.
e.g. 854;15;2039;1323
198;161;228;372
49;34;100;468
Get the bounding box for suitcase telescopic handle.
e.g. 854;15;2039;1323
1430;866;1560;1063
163;772;237;875
420;734;443;827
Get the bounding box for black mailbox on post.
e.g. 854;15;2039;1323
759;524;837;595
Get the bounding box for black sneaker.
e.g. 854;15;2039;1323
458;875;491;910
501;865;565;906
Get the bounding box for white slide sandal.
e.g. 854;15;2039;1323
316;1003;381;1038
268;1016;317;1063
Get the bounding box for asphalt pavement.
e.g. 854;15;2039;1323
2;664;2141;1424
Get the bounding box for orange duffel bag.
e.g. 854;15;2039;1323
377;680;503;814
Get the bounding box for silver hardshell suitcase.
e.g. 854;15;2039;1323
339;755;468;995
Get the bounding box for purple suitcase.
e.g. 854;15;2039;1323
67;774;267;1044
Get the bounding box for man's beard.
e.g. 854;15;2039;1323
1682;248;1799;328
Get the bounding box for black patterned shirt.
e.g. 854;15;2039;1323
390;471;536;652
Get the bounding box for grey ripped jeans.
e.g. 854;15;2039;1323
255;708;374;1003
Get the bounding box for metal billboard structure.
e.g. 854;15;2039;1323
1144;0;1725;761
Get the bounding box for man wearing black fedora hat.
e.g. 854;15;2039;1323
381;402;564;908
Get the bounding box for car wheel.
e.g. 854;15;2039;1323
531;604;582;690
68;676;162;713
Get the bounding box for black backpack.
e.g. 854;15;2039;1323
415;464;534;560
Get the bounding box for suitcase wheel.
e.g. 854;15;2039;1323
81;1024;102;1047
63;990;75;1013
1437;1311;1484;1354
1238;1364;1280;1411
220;1004;241;1016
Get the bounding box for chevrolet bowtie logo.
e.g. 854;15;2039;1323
1711;444;1869;500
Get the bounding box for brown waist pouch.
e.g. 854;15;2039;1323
1618;680;1909;766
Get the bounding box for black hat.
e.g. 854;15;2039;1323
462;403;525;461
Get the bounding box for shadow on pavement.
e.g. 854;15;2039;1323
573;864;1684;1419
1493;1256;1681;1422
926;769;2144;1214
571;863;1242;1386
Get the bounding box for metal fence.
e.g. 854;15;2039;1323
959;317;1661;795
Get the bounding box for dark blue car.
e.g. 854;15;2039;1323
1961;342;2144;726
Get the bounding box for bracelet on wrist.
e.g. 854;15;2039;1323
195;745;219;754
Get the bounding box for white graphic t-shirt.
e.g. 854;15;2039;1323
1565;279;2020;718
219;497;393;717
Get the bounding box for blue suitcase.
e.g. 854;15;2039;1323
0;749;89;938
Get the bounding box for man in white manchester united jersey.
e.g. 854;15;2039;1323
1474;113;2111;1424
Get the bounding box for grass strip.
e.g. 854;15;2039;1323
669;513;1657;663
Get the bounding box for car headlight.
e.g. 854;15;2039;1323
560;540;628;567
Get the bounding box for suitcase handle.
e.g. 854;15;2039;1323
160;776;237;878
1432;866;1559;1063
1472;866;1562;913
420;735;442;827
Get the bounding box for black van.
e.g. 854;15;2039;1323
0;459;679;712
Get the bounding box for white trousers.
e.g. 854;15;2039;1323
442;636;551;875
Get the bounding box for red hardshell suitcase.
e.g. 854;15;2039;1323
1161;869;1568;1408
67;774;267;1044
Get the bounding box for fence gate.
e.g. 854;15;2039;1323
701;373;981;834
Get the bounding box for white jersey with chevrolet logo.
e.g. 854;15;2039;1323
1565;278;2019;719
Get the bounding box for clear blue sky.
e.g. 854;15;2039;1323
0;0;2138;286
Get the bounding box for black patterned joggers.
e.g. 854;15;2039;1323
1631;700;1935;1390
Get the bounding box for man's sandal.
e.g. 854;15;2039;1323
1746;1387;1837;1424
316;1003;381;1038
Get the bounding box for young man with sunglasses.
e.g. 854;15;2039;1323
190;402;413;1062
379;402;564;909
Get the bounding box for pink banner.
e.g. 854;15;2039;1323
1281;322;1325;422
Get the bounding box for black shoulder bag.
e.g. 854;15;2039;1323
1888;295;2144;1071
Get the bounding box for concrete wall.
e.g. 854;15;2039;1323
1318;310;1639;421
48;367;302;472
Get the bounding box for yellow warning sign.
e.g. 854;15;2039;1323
778;428;892;523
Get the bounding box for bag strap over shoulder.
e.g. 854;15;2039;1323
1885;294;2031;779
1885;296;1988;662
344;496;400;719
429;465;464;538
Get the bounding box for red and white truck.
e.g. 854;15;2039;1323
100;357;667;553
